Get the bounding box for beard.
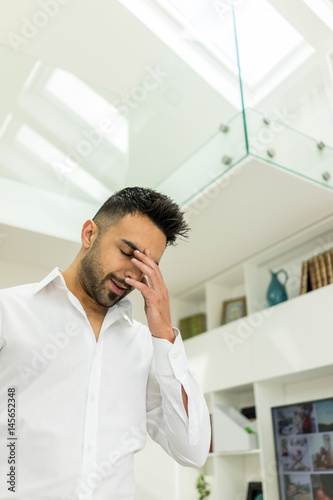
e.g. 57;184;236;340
78;240;132;308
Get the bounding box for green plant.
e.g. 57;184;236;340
196;474;211;500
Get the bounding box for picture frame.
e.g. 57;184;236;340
221;296;247;325
246;481;263;500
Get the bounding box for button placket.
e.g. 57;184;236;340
80;337;104;494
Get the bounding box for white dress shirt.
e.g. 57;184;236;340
0;267;211;500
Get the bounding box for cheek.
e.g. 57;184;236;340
106;250;128;270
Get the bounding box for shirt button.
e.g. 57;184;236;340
173;352;179;359
87;445;92;452
90;394;95;401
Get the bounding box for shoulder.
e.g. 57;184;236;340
0;281;37;300
129;319;154;351
131;319;151;337
0;283;37;338
0;282;38;315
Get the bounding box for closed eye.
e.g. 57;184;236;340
120;250;133;257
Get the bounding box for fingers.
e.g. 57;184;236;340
124;276;149;295
125;248;162;298
133;249;157;269
131;249;161;282
130;258;153;278
141;276;149;287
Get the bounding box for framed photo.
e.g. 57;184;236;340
221;296;247;325
246;482;263;500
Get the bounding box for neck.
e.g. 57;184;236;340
61;259;108;318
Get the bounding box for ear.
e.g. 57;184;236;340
81;220;99;249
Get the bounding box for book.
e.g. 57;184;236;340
324;251;333;284
318;253;328;287
179;313;207;340
308;258;317;291
308;256;322;290
300;251;333;295
300;260;309;295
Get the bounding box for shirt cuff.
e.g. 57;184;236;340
151;328;189;380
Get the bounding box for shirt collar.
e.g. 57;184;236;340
33;267;134;325
33;267;66;294
115;297;133;325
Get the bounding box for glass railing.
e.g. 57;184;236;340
245;108;333;189
155;111;246;205
232;0;333;192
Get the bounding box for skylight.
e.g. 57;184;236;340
15;124;112;202
161;0;306;85
119;0;313;104
45;69;128;154
301;0;333;30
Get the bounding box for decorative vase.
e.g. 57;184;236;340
266;269;288;306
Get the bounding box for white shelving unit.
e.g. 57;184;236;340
173;214;333;330
172;215;333;500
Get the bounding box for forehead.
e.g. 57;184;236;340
102;213;167;261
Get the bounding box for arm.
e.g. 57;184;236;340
146;330;211;467
124;249;211;467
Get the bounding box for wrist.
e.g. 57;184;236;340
152;327;175;343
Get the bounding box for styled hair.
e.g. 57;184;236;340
92;187;190;246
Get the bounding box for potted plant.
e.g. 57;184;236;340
196;474;211;500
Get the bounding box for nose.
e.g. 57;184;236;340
124;261;143;282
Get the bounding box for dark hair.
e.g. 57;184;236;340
92;187;190;246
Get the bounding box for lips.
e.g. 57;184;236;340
110;278;127;295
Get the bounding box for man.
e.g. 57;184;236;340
0;187;211;500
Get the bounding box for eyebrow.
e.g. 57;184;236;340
121;239;159;266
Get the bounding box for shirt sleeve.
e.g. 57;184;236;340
146;328;211;468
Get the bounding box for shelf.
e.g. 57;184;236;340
183;283;333;393
208;449;260;457
174;214;333;335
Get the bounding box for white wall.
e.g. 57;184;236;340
0;259;51;288
134;437;178;500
